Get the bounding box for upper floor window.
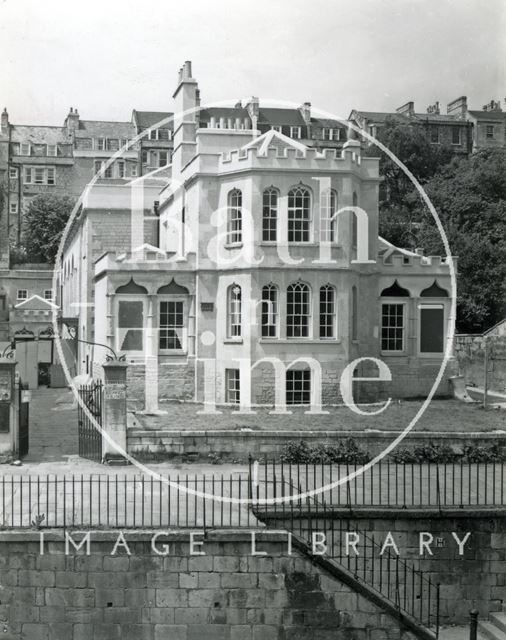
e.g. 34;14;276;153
319;285;336;338
451;128;461;145
47;144;57;157
9;167;17;179
24;166;55;185
17;289;28;301
486;125;494;139
227;284;242;338
141;150;148;164
96;138;106;151
271;126;282;133
322;128;342;141
288;185;311;242
20;143;30;156
261;284;278;338
159;129;171;141
9;202;18;214
149;129;157;140
262;187;278;242
289;126;302;139
44;289;54;301
107;139;119;152
226;189;242;245
286;282;311;338
117;161;125;178
430;127;440;144
320;189;337;243
159;151;169;167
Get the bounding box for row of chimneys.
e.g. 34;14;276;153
396;97;505;117
1;106;81;135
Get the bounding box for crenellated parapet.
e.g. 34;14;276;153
380;250;457;274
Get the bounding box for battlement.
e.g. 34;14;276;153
219;142;379;178
381;251;457;273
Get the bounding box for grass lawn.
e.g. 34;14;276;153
134;398;506;433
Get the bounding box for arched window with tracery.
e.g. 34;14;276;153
262;187;278;242
288;185;311;242
227;189;242;244
287;282;311;338
261;284;278;337
320;189;338;243
227;284;242;338
319;284;336;338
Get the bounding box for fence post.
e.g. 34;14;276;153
469;609;479;640
102;361;128;463
483;338;489;409
0;357;18;456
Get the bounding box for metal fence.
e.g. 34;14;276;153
77;382;103;462
249;459;506;508
0;474;255;529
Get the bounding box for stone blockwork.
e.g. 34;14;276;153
262;512;506;625
127;361;195;409
455;334;506;393
0;530;420;640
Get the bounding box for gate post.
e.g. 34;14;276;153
102;361;128;463
0;358;18;456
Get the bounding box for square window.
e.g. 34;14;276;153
225;369;240;404
158;129;170;141
286;370;311;405
9;202;18;214
17;289;28;301
44;289;53;301
107;139;119;151
9;167;18;179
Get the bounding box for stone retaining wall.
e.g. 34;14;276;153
128;428;506;463
455;334;506;393
0;529;420;640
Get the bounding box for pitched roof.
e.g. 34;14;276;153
14;295;58;310
257;108;306;126
467;110;506;121
351;110;409;124
75;120;136;138
241;129;309;155
10;125;71;144
132;110;173;130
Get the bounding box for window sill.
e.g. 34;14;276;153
260;338;341;345
224;243;243;250
224;338;243;344
159;350;188;357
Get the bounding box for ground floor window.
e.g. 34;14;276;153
381;303;405;352
225;368;240;404
159;300;184;350
419;305;445;354
286;369;311;405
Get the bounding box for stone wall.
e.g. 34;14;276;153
260;510;506;625
0;530;422;640
127;427;506;463
127;361;196;410
454;334;506;392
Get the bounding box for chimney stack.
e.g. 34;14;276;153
426;101;440;115
482;99;502;112
1;108;9;135
299;101;311;125
447;96;467;118
65;106;80;134
396;101;415;117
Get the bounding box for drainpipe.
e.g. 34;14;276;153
153;200;160;247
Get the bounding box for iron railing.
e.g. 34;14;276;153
0;474;254;529
249;459;506;509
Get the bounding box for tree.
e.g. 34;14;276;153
22;194;75;263
416;149;506;333
365;117;453;246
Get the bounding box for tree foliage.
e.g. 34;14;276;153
22;194;75;264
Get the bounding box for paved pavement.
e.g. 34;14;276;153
23;387;79;462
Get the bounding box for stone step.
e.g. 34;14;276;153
479;621;506;640
490;613;506;634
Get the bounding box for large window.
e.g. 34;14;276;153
286;370;311;405
226;189;242;244
159;300;184;350
24;166;56;185
227;284;242;338
486;125;494;139
261;284;278;338
225;369;240;404
287;282;311;338
288;186;311;242
262;187;278;242
420;305;445;354
319;285;336;338
320;189;337;243
381;303;405;352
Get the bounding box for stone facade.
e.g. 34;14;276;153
454;334;506;393
0;530;428;640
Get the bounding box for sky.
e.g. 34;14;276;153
0;0;505;126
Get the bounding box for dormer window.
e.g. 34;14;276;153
289;126;302;139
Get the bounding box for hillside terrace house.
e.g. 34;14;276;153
59;61;454;411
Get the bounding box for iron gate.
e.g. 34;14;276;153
78;381;103;462
18;382;29;458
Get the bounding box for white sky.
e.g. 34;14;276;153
1;0;505;126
